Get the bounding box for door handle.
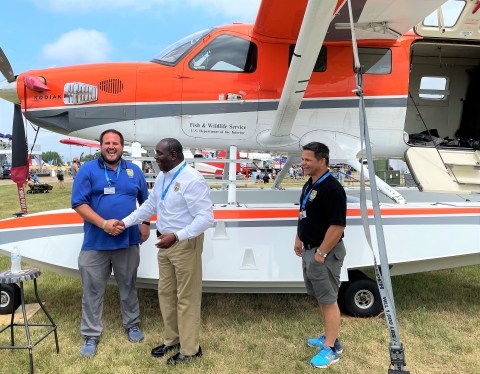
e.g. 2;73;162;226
226;93;243;100
174;75;194;79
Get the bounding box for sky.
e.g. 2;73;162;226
0;0;460;161
0;0;261;161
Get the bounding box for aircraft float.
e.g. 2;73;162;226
0;0;479;320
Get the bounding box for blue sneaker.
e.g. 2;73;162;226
80;337;99;357
126;325;144;343
310;344;339;368
307;335;343;354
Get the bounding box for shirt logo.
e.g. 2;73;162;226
126;169;134;178
309;190;317;201
174;182;180;192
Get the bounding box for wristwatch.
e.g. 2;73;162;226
316;248;328;258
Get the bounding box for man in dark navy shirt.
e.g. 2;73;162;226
294;142;347;369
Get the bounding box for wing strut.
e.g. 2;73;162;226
257;0;341;148
346;0;409;372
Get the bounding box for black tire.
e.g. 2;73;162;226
337;270;368;311
0;284;21;315
341;278;382;318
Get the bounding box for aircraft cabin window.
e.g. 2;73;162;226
288;45;326;72
357;48;392;74
423;0;466;28
152;28;212;66
189;34;257;73
419;77;448;100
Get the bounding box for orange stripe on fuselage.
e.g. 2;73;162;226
0;206;479;231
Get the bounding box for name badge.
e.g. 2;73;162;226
104;187;116;195
299;210;307;220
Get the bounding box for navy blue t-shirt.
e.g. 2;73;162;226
297;173;346;247
72;157;149;250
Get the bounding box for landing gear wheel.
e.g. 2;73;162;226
337;269;370;311
340;278;382;317
0;284;21;315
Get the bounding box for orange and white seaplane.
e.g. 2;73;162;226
0;0;479;317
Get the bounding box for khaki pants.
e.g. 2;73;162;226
157;234;203;356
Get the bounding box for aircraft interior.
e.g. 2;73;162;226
405;40;480;150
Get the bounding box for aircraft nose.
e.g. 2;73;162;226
0;79;19;104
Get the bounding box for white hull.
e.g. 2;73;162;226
1;189;479;292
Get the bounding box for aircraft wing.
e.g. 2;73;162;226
59;138;100;148
254;0;447;148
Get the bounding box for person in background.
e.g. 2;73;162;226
263;171;270;184
294;142;347;369
56;167;65;189
33;170;39;184
71;129;150;357
112;137;214;366
71;157;79;180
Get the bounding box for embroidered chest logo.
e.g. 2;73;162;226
308;190;317;201
126;169;134;178
174;182;180;192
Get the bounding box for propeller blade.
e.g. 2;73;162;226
11;104;29;184
0;47;15;83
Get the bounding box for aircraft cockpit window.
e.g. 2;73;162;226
189;34;257;73
289;45;327;72
152;28;212;66
357;48;392;74
423;0;466;28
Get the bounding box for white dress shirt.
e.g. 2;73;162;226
123;162;214;241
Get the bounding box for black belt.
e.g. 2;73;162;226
303;244;317;250
156;230;161;237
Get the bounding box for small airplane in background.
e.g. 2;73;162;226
1;0;479;199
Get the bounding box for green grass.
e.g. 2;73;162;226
1;181;480;373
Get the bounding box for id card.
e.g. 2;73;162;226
104;187;116;195
299;210;307;220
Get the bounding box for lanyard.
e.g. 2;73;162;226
104;163;121;186
161;162;186;200
301;171;330;210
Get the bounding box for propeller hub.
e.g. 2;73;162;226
0;79;19;104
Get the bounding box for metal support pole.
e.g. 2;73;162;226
130;142;143;171
272;154;295;189
228;145;237;204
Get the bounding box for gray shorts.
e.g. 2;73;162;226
302;241;346;305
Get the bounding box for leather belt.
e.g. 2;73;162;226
303;244;316;250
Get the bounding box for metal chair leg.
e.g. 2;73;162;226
33;280;59;353
19;282;34;374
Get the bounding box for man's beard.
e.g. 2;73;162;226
102;151;122;166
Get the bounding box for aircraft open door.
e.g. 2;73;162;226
405;147;480;194
180;31;259;142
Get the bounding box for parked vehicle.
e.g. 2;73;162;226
2;163;11;179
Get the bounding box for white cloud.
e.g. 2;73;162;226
39;29;112;65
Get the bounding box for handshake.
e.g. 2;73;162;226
103;219;125;236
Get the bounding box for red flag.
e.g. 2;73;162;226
11;104;29;214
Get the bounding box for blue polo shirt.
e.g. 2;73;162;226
72;157;149;250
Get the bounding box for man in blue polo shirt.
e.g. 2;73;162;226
72;129;150;357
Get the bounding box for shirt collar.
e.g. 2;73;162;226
164;161;185;176
97;157;126;170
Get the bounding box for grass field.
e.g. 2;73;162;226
0;179;479;373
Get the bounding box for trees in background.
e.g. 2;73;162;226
42;151;63;165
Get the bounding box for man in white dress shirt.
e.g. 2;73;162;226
114;138;214;365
